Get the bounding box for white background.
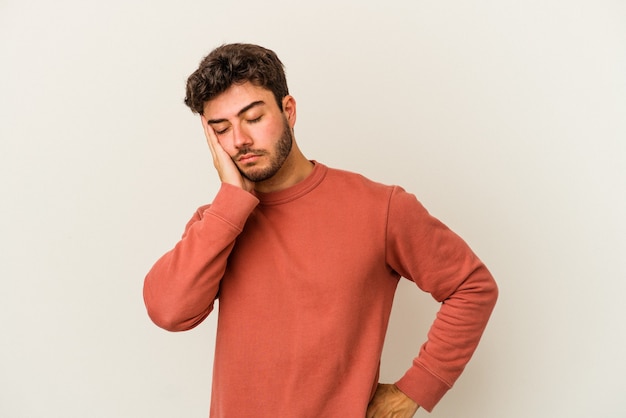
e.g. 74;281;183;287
1;1;625;417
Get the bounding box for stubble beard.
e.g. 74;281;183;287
234;118;294;183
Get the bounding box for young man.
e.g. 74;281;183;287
143;43;498;417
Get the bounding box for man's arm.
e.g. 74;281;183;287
385;186;498;411
143;117;258;331
143;185;259;331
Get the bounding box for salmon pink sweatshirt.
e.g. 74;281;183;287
143;162;498;417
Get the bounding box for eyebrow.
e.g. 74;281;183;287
206;100;266;124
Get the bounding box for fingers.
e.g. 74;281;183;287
199;115;253;191
201;115;220;165
365;384;419;418
201;115;233;170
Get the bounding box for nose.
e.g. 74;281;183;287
232;124;253;149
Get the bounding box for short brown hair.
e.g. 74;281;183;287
184;43;289;114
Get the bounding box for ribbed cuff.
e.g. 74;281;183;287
395;362;452;412
204;183;259;231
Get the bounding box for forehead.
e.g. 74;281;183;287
202;82;276;119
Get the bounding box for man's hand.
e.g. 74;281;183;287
366;384;419;418
201;115;254;192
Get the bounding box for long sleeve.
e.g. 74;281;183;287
143;183;259;331
385;187;498;412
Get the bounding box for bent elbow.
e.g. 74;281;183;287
487;274;499;308
145;305;187;332
145;303;211;332
143;285;212;332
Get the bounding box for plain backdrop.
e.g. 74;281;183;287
1;1;625;417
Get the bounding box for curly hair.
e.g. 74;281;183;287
184;43;289;115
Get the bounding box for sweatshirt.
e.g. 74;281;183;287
143;162;498;416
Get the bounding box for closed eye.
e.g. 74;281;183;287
247;116;262;124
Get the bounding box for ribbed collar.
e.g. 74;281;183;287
254;161;327;206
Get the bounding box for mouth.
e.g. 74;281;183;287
238;153;262;164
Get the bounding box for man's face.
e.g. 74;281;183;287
203;82;295;183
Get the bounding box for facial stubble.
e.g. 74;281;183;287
234;117;294;183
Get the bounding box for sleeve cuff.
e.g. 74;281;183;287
203;183;259;231
395;362;452;412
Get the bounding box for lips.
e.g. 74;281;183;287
238;153;261;163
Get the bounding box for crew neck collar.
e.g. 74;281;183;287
254;161;327;205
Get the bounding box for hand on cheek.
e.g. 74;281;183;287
201;115;254;192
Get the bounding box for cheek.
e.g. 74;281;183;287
259;127;281;143
260;118;287;141
216;135;238;156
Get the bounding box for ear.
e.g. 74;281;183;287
282;95;297;128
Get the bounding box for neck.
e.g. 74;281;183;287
254;144;313;194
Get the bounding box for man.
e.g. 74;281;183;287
143;43;498;417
